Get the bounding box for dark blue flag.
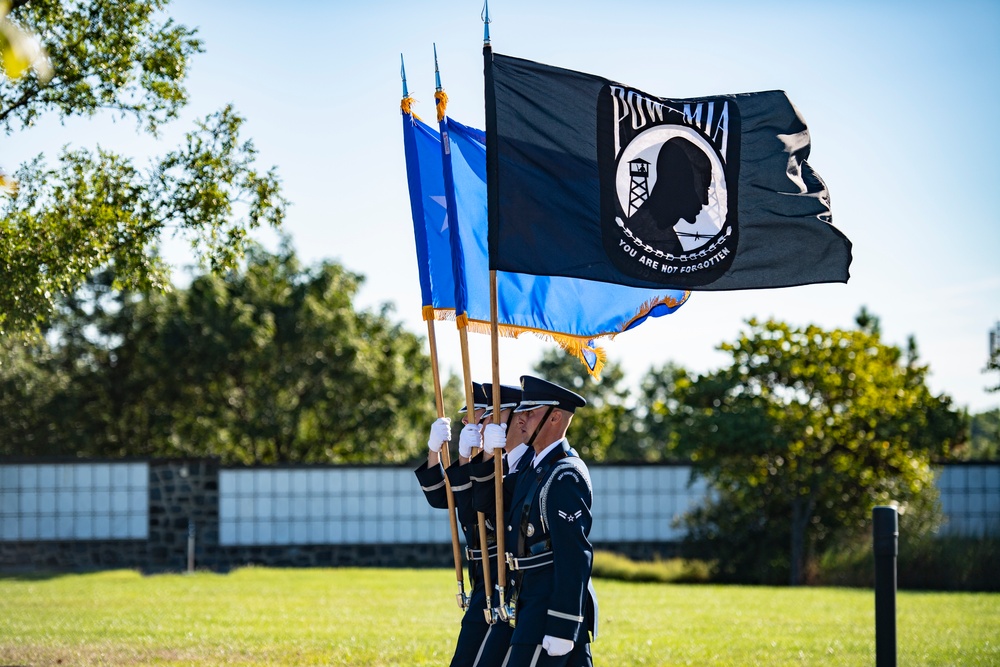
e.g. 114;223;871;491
441;113;689;375
484;52;852;291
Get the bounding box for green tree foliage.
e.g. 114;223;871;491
636;361;694;460
0;0;285;334
986;322;1000;393
531;349;639;461
656;312;966;585
439;373;466;421
966;409;1000;460
0;245;437;463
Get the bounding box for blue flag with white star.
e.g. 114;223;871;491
401;101;457;318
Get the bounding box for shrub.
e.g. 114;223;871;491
816;534;1000;592
591;550;713;584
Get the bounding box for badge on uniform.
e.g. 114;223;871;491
526;523;535;537
558;510;583;523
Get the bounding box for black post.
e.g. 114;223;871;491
186;519;196;574
873;506;898;667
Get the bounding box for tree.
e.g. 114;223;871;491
986;322;1000;393
1;0;284;334
658;312;966;585
636;361;695;460
0;245;439;463
531;349;639;461
967;409;1000;460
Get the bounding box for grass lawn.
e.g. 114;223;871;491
1;567;997;666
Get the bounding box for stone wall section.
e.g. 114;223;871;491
147;458;219;571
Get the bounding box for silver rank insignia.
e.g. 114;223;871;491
526;523;535;537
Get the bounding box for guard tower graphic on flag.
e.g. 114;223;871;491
628;157;650;216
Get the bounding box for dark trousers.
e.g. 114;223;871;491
451;620;489;667
472;620;515;667
501;641;593;667
452;618;516;667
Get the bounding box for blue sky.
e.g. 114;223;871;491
6;0;999;413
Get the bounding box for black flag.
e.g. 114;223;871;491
485;52;852;290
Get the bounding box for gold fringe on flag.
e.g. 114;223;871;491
435;90;449;122
461;317;609;378
400;95;421;121
619;292;691;332
554;338;608;380
434;291;691;379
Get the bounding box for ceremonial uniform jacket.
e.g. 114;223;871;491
414;459;500;620
416;459;517;667
469;444;530;523
469;446;527;611
504;440;598;645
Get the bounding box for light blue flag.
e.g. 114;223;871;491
401;96;457;319
441;114;691;377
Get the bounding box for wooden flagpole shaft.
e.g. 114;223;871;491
489;270;508;618
427;319;446;418
426;318;467;609
459;325;495;623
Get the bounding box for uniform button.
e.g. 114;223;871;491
507;525;512;531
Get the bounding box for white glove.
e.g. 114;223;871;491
542;635;574;657
427;417;451;453
458;422;482;458
483;423;507;456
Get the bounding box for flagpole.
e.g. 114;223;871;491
427;318;469;610
482;0;510;624
458;324;495;624
437;42;495;624
489;269;511;622
402;54;467;610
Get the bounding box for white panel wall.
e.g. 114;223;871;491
589;466;707;542
936;465;1000;536
217;465;709;546
0;462;148;541
2;462;997;545
218;464;998;546
218;468;453;546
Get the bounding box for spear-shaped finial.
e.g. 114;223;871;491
482;0;492;46
434;42;442;92
433;43;448;122
400;53;409;99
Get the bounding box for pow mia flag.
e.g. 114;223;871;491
485;52;852;290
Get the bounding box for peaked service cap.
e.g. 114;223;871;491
458;382;489;414
482;383;522;418
514;375;586;414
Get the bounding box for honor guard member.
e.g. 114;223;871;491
471;383;534;625
472;383;532;515
502;376;597;667
414;382;499;667
463;383;528;666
